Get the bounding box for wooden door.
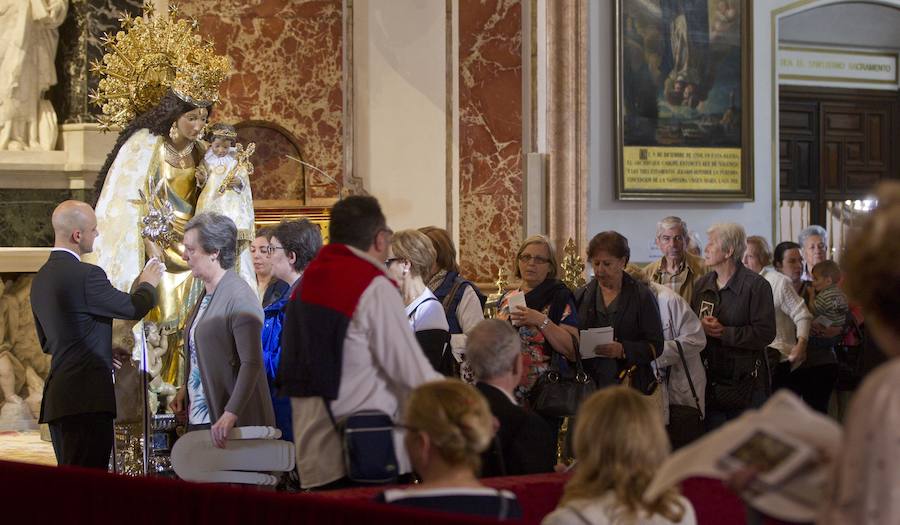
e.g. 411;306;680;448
780;87;899;226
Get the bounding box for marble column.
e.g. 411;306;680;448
458;0;523;285
546;0;589;258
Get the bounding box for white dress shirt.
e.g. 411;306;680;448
292;247;441;488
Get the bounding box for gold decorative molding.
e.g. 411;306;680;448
342;0;364;197
560;238;586;290
545;0;588;256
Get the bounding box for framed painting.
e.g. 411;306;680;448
614;0;753;201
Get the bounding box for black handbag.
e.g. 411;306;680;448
666;341;705;449
530;340;595;418
325;404;399;484
706;358;759;411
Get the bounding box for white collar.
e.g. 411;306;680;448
481;382;520;406
51;247;81;261
404;288;436;317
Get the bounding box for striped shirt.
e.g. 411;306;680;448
813;285;848;328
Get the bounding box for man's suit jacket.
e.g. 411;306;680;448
476;382;556;477
31;250;156;424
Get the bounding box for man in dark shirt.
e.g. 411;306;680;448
466;319;556;476
31;200;163;469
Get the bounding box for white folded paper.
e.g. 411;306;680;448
579;327;615;359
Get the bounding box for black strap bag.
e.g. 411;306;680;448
529;338;595;418
706;357;759;411
326;406;399;484
666;341;705;449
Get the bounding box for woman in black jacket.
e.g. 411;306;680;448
575;231;664;389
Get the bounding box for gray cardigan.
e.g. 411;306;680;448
184;269;275;427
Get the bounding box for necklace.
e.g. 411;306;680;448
164;140;195;168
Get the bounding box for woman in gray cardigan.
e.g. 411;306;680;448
171;212;275;448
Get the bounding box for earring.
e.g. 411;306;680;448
169;122;179;141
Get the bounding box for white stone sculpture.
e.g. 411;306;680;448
0;0;68;151
0;275;50;430
142;322;177;415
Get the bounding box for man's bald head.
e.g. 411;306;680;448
52;200;98;255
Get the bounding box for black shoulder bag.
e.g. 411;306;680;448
529;335;595;418
324;404;399;484
666;340;705;449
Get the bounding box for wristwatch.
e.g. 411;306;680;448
539;317;551;331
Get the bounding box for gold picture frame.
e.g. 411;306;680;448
614;0;753;201
254;204;332;244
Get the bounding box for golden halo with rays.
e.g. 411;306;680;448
89;2;231;131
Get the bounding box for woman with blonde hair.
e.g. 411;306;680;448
387;230;451;373
543;387;696;525
377;380;521;519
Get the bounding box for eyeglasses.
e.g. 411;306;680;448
517;254;550;265
266;245;286;255
384;257;401;267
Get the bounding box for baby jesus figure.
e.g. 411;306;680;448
196;123;256;265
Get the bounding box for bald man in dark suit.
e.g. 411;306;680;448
31;200;164;469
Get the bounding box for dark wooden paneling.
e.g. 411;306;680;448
780;86;899;225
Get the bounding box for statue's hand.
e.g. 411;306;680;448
144;239;164;260
195;164;208;187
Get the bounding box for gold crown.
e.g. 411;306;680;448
90;2;231;130
211;128;237;139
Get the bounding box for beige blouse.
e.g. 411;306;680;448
819;357;900;524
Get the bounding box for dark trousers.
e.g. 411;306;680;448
48;412;114;469
779;363;838;414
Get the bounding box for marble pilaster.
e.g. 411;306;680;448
458;0;523;285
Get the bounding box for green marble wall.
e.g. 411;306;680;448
0;189;95;247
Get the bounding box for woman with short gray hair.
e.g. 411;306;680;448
692;223;776;430
798;225;828;282
170;212;275;448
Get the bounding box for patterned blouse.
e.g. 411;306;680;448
187;295;213;425
494;290;578;403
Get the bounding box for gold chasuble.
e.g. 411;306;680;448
145;148;204;385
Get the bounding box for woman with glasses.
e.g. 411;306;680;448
386;230;452;374
260;219;322;445
575;231;664;390
494;235;578;404
170;213;274;447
